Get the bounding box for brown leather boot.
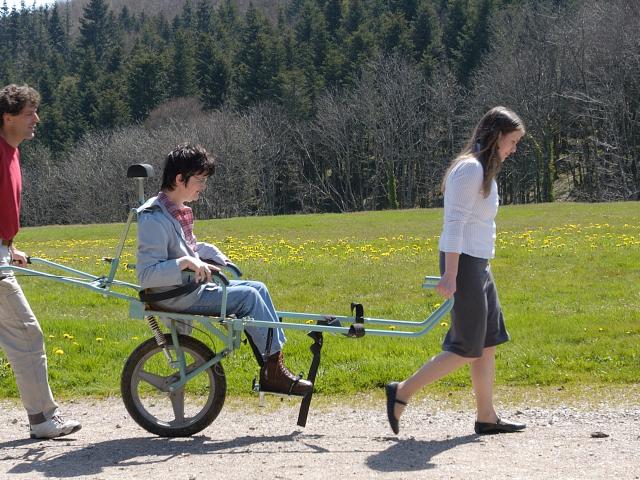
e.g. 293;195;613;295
259;351;313;396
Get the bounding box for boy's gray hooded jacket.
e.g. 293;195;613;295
136;196;228;311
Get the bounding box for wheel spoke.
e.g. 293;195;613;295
137;370;171;392
169;387;186;423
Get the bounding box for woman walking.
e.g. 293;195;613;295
385;106;526;435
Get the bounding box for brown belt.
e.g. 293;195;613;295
1;239;13;247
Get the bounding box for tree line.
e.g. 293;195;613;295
2;0;639;226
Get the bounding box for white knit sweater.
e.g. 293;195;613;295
438;157;498;259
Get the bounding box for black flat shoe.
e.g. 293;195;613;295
385;382;408;435
474;418;526;435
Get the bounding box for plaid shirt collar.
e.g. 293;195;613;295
157;191;197;249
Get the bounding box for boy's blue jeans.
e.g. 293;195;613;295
180;279;286;355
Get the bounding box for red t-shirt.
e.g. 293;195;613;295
0;136;22;241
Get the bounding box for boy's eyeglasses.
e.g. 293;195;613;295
191;176;208;185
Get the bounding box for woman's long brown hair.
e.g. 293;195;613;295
442;106;525;197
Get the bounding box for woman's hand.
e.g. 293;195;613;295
436;252;460;299
435;272;457;298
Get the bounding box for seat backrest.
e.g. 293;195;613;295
127;163;154;179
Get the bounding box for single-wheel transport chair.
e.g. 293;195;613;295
0;164;454;437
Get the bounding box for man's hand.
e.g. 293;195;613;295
10;248;28;267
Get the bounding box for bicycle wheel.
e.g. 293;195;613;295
121;334;226;437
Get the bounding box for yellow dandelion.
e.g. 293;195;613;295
131;336;139;340
63;333;74;340
305;320;314;325
388;326;396;330
96;337;104;342
54;349;64;355
48;335;55;339
440;322;448;327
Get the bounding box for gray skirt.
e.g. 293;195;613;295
439;252;509;358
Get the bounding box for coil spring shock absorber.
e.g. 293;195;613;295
145;315;175;367
146;315;175;364
146;315;166;347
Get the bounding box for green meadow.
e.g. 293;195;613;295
1;202;638;401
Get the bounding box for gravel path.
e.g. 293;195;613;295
1;396;639;480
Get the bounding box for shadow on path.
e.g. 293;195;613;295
1;428;482;477
2;430;322;478
367;434;480;473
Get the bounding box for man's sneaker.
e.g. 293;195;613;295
30;414;82;439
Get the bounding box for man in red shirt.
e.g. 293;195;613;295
0;84;81;439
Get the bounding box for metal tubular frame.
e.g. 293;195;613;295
0;165;454;405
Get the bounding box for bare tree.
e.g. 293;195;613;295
474;0;640;203
472;2;563;204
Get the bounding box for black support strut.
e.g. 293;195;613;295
297;316;339;427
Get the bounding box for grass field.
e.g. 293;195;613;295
1;202;638;400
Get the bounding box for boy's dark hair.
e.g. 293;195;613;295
161;143;215;191
0;84;40;127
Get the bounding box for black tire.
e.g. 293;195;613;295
121;334;226;437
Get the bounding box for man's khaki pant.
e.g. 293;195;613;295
0;245;57;424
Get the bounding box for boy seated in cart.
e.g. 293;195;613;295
136;143;312;397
